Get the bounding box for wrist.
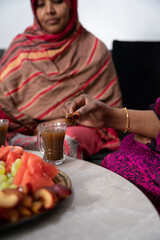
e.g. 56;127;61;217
104;107;127;132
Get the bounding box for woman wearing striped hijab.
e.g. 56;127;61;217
0;0;122;159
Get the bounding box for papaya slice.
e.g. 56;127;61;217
0;146;13;162
0;145;23;163
11;146;24;156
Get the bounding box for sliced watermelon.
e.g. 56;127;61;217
13;152;29;185
5;151;21;173
21;157;55;191
41;161;60;179
13;152;59;191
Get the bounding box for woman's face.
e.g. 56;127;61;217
35;0;70;34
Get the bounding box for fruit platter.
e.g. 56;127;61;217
0;145;72;229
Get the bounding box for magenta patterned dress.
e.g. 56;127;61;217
101;98;160;214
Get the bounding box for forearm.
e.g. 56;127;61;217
106;108;160;139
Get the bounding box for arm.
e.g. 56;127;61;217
106;108;160;139
64;94;160;139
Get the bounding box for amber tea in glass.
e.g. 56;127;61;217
37;122;67;165
0;119;9;146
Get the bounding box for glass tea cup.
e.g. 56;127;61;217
0;119;9;147
37;121;67;165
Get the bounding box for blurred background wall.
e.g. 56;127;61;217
0;0;160;50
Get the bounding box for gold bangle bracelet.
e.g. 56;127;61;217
123;107;130;133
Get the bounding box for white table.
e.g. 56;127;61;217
1;151;160;240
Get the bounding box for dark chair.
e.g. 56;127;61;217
112;40;160;110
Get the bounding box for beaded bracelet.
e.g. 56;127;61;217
123;107;130;133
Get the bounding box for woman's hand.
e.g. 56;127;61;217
64;94;160;139
64;94;112;128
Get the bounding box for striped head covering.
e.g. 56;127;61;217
0;0;122;150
